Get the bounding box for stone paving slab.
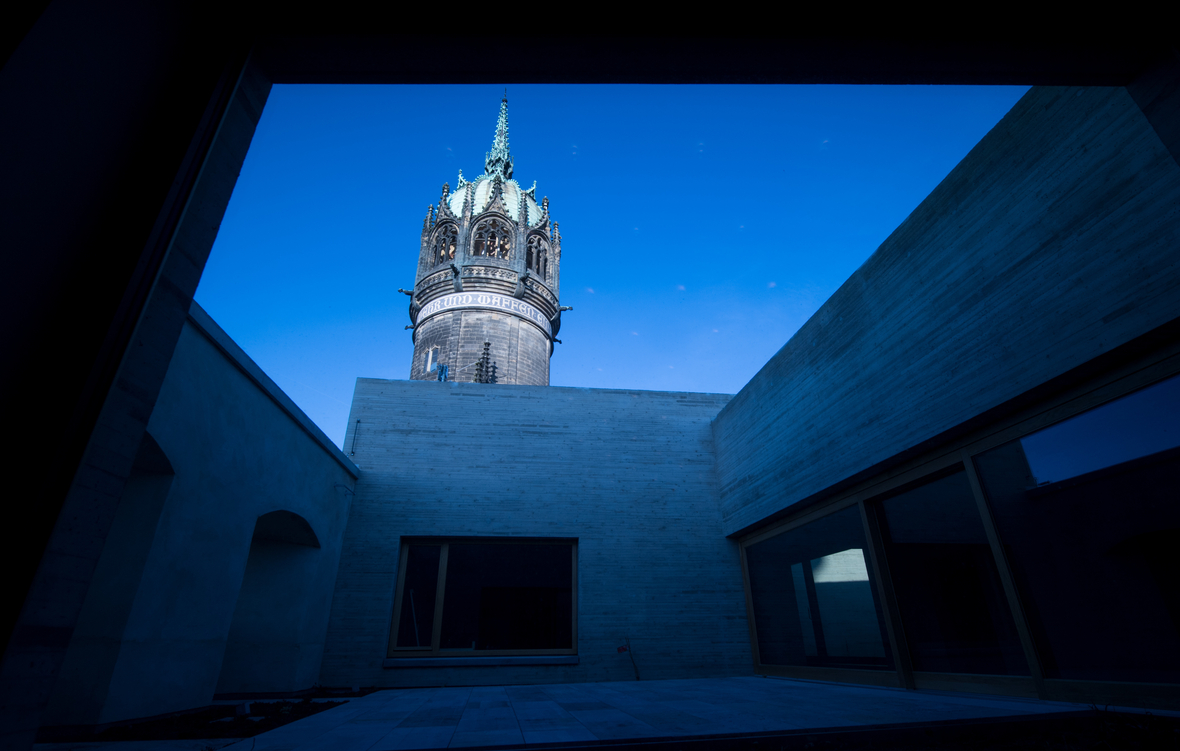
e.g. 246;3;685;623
191;676;1105;751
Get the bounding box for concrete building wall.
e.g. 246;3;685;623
43;304;357;726
712;85;1180;536
321;379;748;688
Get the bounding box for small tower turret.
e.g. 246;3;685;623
404;95;564;385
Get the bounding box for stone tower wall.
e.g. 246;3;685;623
404;98;563;386
410;310;550;386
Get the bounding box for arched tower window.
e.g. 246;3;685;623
432;224;458;266
526;234;549;276
472;218;512;260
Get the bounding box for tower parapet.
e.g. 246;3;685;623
405;95;564;385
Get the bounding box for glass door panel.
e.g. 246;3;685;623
974;374;1180;683
876;470;1028;675
746;505;894;670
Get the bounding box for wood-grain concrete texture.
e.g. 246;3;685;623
321;380;748;688
712;85;1180;536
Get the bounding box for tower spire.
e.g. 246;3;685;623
484;93;513;180
407;94;562;386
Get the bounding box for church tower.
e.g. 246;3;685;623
403;95;566;385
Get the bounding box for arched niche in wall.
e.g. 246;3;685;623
215;510;323;695
252;510;320;548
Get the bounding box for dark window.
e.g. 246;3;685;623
974;373;1180;683
1016;374;1180;486
389;539;576;656
744;505;893;670
394;545;440;648
875;469;1028;675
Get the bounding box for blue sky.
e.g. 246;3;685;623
195;84;1029;448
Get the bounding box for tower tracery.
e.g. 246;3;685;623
431;223;458;266
472;217;512;259
405;95;566;385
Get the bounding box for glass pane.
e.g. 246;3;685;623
745;505;894;670
975;373;1180;682
440;544;572;650
877;470;1028;675
395;545;440;648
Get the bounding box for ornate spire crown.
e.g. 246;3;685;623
484;93;513;181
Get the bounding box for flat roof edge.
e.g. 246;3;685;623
187;302;359;478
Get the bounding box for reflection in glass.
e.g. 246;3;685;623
745;505;893;670
975;373;1180;683
1020;374;1180;485
395;545;440;648
877;470;1028;675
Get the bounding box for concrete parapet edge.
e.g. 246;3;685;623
187;301;359;478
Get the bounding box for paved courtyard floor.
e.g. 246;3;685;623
190;676;1098;750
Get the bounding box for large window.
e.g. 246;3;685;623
874;469;1028;676
388;539;576;656
974;373;1180;683
744;505;894;672
740;366;1180;701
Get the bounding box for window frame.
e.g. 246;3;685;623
738;341;1180;704
387;537;578;658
